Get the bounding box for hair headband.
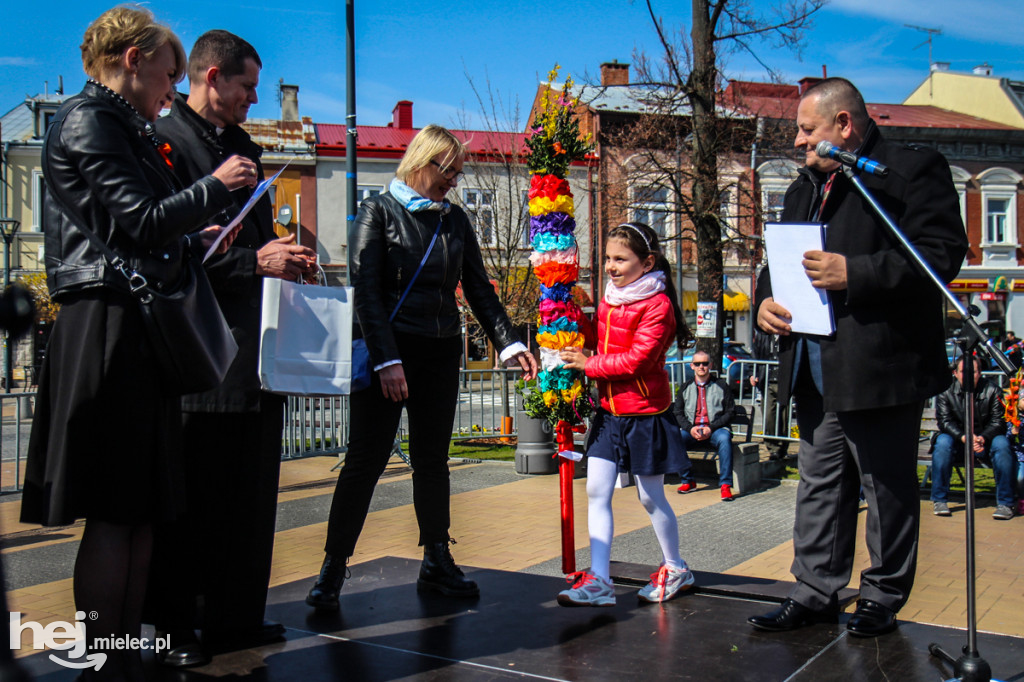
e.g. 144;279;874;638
617;223;653;252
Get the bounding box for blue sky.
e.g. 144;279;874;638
3;1;1024;130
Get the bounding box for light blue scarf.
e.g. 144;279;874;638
390;178;451;214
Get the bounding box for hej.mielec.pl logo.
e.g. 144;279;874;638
10;611;170;671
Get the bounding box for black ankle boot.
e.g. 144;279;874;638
305;554;347;612
417;540;479;597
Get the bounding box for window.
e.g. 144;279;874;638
762;190;786;223
521;189;532;248
31;171;46;232
632;185;670;238
356;185;383;206
949;166;970;231
986;197;1010;244
463;188;494;246
977;168;1021;268
756;159;800;227
719;189;732;232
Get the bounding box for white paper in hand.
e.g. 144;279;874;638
203;164;290;262
764;222;835;336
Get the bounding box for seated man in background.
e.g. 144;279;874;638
932;355;1016;520
674;350;736;501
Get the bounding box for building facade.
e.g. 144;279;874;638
314;101;595;365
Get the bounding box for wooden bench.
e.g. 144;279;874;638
918;406;966;489
684;404;762;494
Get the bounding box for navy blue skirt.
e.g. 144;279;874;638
585;408;689;476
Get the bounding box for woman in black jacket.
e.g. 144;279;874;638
306;125;537;611
19;7;254;678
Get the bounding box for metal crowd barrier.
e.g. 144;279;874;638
0;392;36;494
7;358;974;492
279;368;522;461
666;358;797;449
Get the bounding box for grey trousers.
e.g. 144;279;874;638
789;386;923;613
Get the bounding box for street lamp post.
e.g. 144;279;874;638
0;219;21;393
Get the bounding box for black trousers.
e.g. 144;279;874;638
789;384;923;613
147;394;284;635
324;333;462;558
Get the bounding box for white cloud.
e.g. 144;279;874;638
0;57;36;67
827;0;1024;47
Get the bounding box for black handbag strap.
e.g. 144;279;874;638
41;163;164;304
389;215;442;323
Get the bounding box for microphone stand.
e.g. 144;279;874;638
841;165;1012;682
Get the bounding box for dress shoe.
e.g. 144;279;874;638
418;540;479;597
306;553;348;612
156;630;210;668
846;599;897;637
748;598;837;632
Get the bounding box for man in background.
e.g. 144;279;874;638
931;355;1016;521
147;29;316;667
674;350;736;501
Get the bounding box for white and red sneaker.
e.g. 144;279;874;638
557;571;615;607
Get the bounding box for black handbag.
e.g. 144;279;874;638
123;255;239;394
43;175;238;395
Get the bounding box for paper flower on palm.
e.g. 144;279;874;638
516;64;594;427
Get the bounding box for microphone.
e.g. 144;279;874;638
815;141;889;178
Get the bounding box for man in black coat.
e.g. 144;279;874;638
146;30;316;666
749;78;967;637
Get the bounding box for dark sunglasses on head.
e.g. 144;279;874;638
692;361;710;367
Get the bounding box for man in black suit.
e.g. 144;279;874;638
146;30;316;666
749;78;967;637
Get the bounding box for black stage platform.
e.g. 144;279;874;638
21;557;1024;681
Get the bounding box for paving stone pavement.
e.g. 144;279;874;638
4;456;1024;646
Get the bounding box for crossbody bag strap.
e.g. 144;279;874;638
40;162;156;302
388;215;442;323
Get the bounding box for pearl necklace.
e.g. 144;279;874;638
87;79;144;119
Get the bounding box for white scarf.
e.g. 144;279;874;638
604;271;666;306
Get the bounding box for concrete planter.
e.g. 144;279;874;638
514;411;557;475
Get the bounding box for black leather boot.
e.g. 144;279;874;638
417;540;479;597
305;554;347;612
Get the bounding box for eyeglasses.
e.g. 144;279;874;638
691;361;710;367
430;160;465;183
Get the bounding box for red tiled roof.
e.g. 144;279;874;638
317;124;529;158
867;104;1018;130
721;79;1016;130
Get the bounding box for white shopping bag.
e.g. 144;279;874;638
259;278;355;395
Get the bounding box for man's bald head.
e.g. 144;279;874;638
802;77;870;129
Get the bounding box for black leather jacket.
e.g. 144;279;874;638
42;81;232;301
155;93;276;413
349;192;520;367
936;376;1005;444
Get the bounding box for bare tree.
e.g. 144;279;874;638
451;73;540;357
606;0;821;364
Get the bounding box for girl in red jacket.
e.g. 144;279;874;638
557;222;693;606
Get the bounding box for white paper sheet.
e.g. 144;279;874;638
764;222;835;336
203;163;290;262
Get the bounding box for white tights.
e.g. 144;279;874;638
586;456;684;581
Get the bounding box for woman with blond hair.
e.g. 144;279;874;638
20;6;254;678
306;125;537;611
